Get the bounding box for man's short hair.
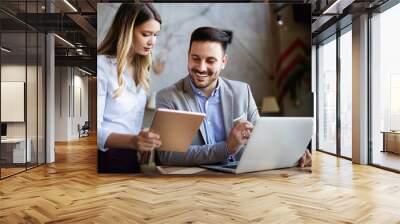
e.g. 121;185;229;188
189;27;231;54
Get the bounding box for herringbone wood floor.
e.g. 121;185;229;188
1;135;400;223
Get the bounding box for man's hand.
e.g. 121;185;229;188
226;121;253;155
298;150;312;168
133;130;162;151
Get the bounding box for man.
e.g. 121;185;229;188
156;26;311;167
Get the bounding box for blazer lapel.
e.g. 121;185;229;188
182;76;207;143
220;78;234;139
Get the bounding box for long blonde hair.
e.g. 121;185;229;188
98;3;161;98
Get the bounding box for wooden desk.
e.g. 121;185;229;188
382;131;400;154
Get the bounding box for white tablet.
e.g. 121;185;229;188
150;108;205;152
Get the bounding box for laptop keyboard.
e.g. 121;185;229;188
222;164;238;169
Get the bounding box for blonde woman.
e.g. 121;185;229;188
97;3;162;173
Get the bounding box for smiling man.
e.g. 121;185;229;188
156;27;311;167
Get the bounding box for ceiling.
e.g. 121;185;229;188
0;0;101;74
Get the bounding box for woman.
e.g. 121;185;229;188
97;3;162;173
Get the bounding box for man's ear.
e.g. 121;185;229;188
222;54;228;69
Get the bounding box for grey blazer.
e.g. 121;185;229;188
156;76;259;166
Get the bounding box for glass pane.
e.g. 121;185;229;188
318;37;337;154
0;1;46;178
371;3;400;171
1;30;27;177
340;29;352;158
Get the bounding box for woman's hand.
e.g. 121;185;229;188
133;130;162;151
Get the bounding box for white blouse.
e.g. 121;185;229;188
97;55;147;151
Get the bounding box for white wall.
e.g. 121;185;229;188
54;67;89;141
1;65;26;141
1;65;39;138
55;66;68;141
72;73;89;138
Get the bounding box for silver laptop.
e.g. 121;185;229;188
201;117;313;174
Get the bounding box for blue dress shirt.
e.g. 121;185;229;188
188;78;235;162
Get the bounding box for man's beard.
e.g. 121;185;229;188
191;68;214;77
190;68;218;89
